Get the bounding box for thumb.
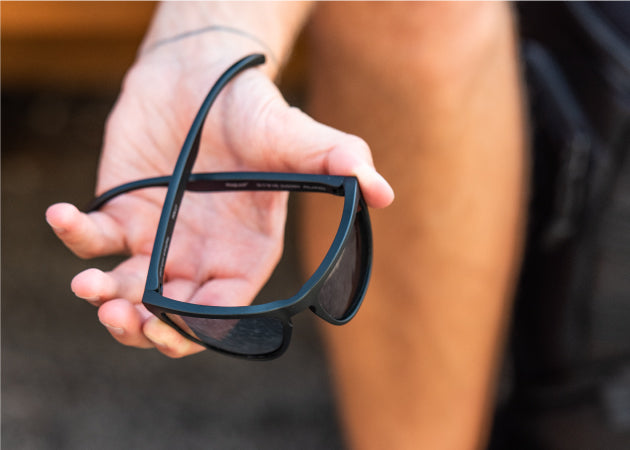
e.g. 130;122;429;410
258;100;395;209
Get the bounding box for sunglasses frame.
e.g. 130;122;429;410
85;54;373;360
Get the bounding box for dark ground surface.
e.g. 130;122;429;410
1;92;344;450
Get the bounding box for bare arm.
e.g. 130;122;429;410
46;1;393;357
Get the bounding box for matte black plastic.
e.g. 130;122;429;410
85;54;373;360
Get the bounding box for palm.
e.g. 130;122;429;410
95;66;289;308
47;56;392;357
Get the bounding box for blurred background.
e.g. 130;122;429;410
3;2;630;450
2;2;343;449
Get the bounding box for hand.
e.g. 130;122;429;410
46;37;393;359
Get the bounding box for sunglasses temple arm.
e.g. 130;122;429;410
145;54;267;292
84;172;349;213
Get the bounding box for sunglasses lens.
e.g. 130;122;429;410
316;217;364;320
165;314;285;357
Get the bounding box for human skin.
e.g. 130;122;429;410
45;1;393;357
46;2;526;449
301;2;527;449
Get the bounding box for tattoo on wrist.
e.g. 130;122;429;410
143;25;277;64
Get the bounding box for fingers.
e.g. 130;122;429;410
190;277;258;308
81;261;207;357
95;285;205;357
143;316;206;358
97;299;154;348
224;75;394;207
97;299;204;356
71;267;145;306
139;278;258;357
46;202;127;258
96;278;258;357
71;255;150;305
279;108;395;208
326;138;396;209
71;268;117;306
256;96;395;208
68;230;263;358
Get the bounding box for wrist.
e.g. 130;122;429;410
136;1;313;79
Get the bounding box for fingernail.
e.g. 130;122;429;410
84;296;101;304
50;224;67;234
101;322;125;336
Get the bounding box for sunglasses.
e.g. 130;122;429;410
86;54;373;360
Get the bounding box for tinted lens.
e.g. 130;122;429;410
317;217;363;320
166;314;285;356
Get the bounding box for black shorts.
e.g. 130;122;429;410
491;3;630;449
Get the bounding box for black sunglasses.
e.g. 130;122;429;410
86;54;373;360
